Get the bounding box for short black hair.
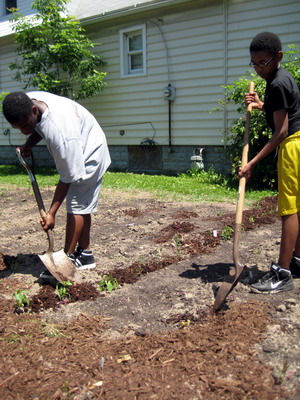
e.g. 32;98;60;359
250;32;282;54
2;92;34;124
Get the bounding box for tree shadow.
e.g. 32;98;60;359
0;253;45;281
179;262;232;283
179;262;263;284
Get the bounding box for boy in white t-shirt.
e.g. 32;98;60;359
2;91;111;277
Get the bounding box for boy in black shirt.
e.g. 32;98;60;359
239;32;300;293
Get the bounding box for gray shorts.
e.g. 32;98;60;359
66;177;102;214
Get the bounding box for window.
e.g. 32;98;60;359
5;0;17;14
120;25;146;77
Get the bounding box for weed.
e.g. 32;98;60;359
7;333;22;343
133;255;147;275
0;333;27;344
137;255;146;266
249;215;255;223
134;264;144;276
55;281;73;300
13;289;30;308
98;275;118;293
180;319;191;327
173;233;184;255
117;254;126;262
221;225;234;240
251;248;261;254
275;361;289;385
62;381;73;398
10;261;21;272
42;322;66;338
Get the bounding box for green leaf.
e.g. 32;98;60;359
9;0;107;100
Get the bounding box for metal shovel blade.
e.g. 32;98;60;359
39;249;81;283
213;263;244;312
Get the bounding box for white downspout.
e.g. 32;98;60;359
223;0;228;148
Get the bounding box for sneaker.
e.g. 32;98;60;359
250;262;294;294
67;253;77;265
73;247;96;270
289;256;300;278
74;246;82;258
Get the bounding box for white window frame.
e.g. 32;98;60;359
120;24;147;77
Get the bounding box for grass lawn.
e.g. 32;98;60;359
0;166;276;204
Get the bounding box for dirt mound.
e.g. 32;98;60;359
29;283;100;313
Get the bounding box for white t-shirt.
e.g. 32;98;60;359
27;91;111;183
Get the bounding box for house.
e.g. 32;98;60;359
1;0;300;174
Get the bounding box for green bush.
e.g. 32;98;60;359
218;45;300;189
0;92;9;111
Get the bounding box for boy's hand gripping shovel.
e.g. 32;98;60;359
16;148;81;284
213;82;254;312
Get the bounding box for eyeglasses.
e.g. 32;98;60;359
249;54;276;68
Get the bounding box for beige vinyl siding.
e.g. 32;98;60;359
81;2;225;146
1;0;300;148
226;0;300;83
82;0;300;147
0;41;25;146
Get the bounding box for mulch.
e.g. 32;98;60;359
0;299;287;400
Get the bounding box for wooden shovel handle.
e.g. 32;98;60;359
213;81;255;312
31;180;54;253
16;149;54;253
235;81;254;225
241;81;254;168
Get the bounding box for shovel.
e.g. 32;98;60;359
16;148;81;284
213;81;254;312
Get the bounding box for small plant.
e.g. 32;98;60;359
133;255;147;276
98;275;118;293
13;289;30;308
134;264;144;276
274;361;290;385
221;225;234;241
180;319;191;327
249;215;255;223
251;248;261;254
137;255;146;266
173;233;184;255
7;333;22;343
55;281;73;301
10;261;21;272
42;322;66;338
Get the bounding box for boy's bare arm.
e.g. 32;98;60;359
239;109;288;179
19;130;43;157
41;180;71;231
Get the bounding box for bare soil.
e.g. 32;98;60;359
0;186;299;400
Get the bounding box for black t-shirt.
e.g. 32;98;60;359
264;67;300;136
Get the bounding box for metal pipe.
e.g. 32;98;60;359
168;99;172;152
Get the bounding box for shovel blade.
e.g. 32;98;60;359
39;250;81;283
213;264;244;312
